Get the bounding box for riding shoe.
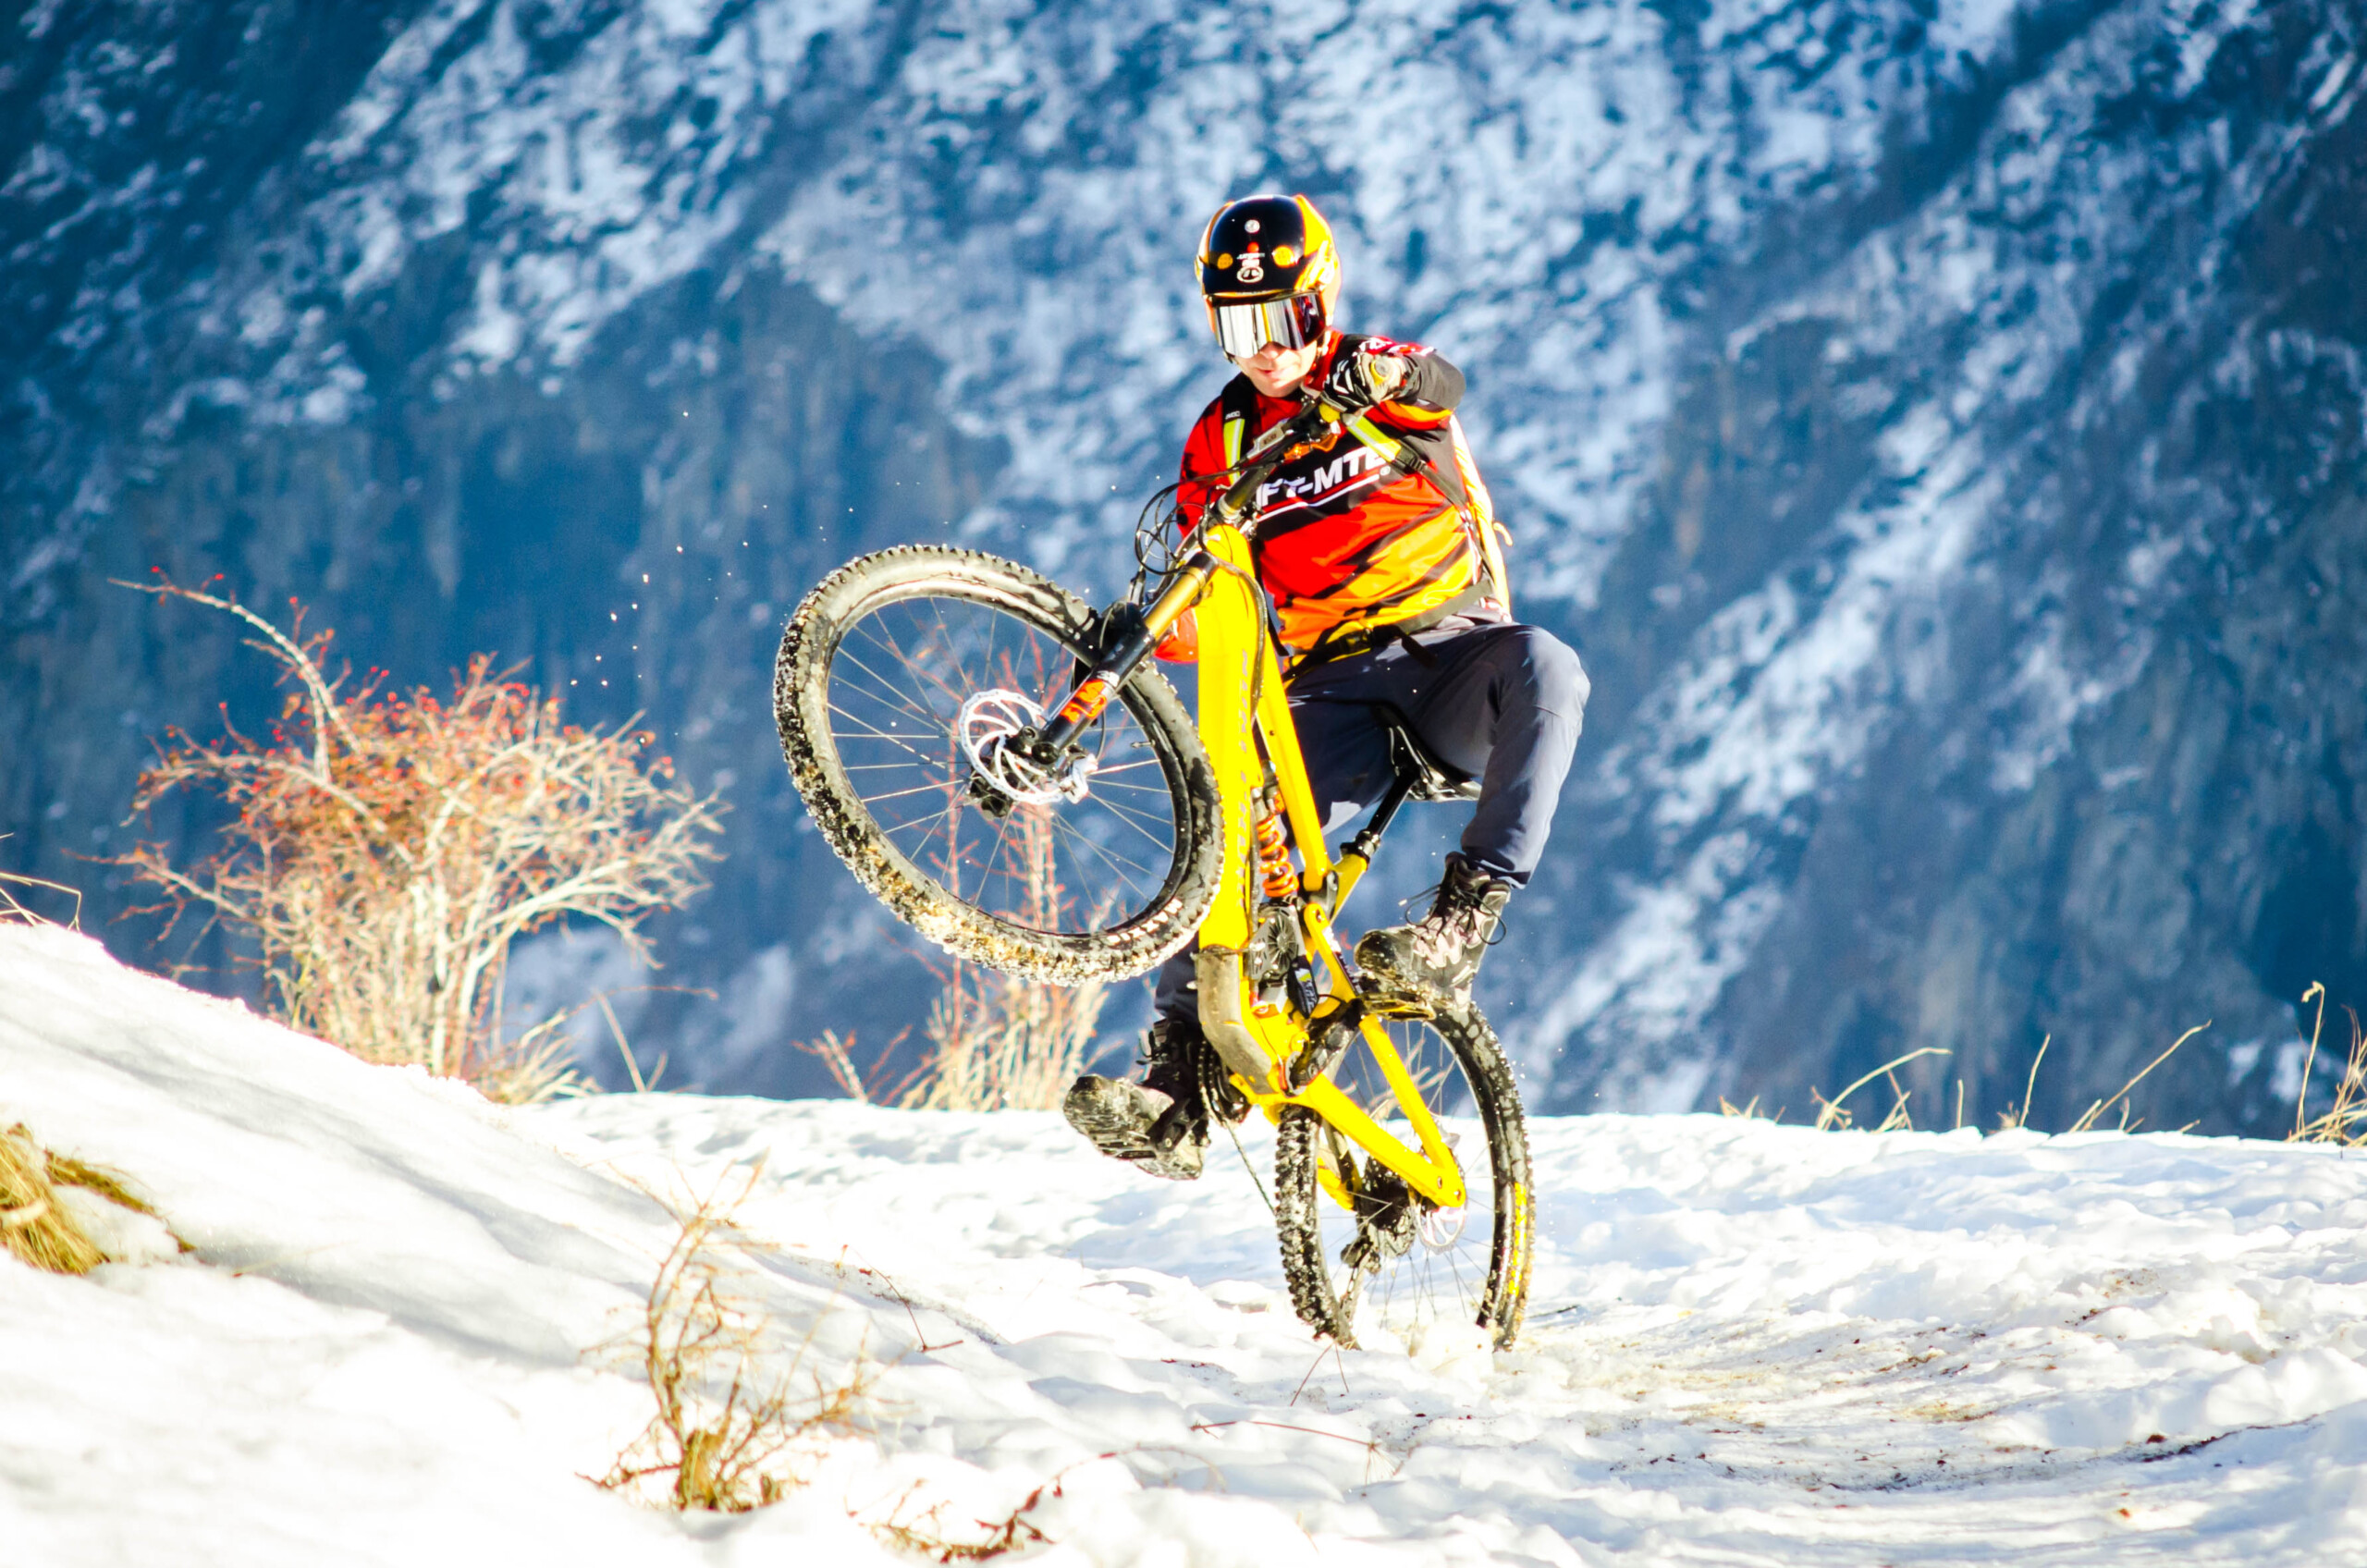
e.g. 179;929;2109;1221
1062;1018;1242;1182
1353;853;1514;1011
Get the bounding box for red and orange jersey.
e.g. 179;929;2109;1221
1174;334;1508;655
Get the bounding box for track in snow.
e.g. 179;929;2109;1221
542;1091;2367;1564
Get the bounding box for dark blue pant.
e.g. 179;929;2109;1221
1152;620;1588;1023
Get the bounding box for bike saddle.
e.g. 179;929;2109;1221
1380;714;1481;803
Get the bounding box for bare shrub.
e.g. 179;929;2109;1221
901;810;1111;1111
118;582;722;1103
0;1124;164;1275
600;1164;874;1511
910;957;1109;1113
864;1476;1060;1561
791;1028;923;1107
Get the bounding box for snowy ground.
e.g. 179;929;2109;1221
6;919;2367;1566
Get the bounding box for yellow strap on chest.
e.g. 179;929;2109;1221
1343;411;1403;466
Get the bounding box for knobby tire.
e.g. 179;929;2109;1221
1273;1001;1533;1351
775;545;1221;985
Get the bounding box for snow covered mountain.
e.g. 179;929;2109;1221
13;918;2367;1564
3;0;2362;1126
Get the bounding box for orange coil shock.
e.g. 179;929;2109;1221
1253;800;1296;900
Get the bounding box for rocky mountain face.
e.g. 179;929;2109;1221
4;0;2360;1130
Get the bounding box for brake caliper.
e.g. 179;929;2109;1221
958;691;1098;808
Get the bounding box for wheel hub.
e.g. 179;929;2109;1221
958;690;1098;804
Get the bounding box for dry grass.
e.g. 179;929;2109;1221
0;1124;162;1275
2067;1022;2208;1133
803;812;1110;1112
1698;1020;2207;1138
2290;983;2367;1145
1994;1035;2050;1131
118;582;722;1104
1990;1023;2206;1134
599;1163;875;1512
1809;1047;1951;1132
0;859;82;929
864;1477;1061;1562
595;995;670;1095
860;1441;1252;1560
907;812;1110;1112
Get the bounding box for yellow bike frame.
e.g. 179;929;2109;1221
1173;523;1467;1213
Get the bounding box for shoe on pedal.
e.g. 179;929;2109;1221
1063;1018;1233;1182
1353;853;1514;1012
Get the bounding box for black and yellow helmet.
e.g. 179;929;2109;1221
1196;193;1340;358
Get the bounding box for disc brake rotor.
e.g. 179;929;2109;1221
958;690;1098;804
1417;1133;1469;1250
1417;1199;1468;1251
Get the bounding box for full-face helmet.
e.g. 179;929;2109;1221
1196;193;1340;360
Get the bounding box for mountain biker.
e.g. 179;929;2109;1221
1063;193;1588;1181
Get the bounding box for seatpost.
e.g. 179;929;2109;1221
1323;769;1413;917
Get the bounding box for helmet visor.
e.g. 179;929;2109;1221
1210;292;1328;360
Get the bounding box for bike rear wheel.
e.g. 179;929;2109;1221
775;545;1220;984
1273;1002;1533;1352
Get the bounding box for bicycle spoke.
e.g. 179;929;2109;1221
1046;811;1160;891
1088;776;1179;795
835;643;959;735
1039;820;1147;914
878;802;959;849
807;576;1198;947
1093;792;1182;848
828;705;944;766
865;608;983;717
1304;1017;1507;1349
856;779;975;808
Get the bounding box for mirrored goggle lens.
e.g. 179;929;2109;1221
1211;293;1327;359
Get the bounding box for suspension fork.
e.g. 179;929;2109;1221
1029;552;1218;753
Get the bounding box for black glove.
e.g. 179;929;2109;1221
1319;349;1413;412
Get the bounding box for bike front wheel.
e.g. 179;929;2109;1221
775;545;1221;985
1273;1002;1534;1352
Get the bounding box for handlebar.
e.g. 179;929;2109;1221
1020;397;1343;763
1207;398;1338;537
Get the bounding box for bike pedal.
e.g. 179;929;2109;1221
1355;982;1437;1022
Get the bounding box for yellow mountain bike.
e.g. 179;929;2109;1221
774;398;1532;1351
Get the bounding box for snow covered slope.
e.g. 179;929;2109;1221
9;921;2367;1564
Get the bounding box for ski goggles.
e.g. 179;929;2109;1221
1208;292;1328;360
